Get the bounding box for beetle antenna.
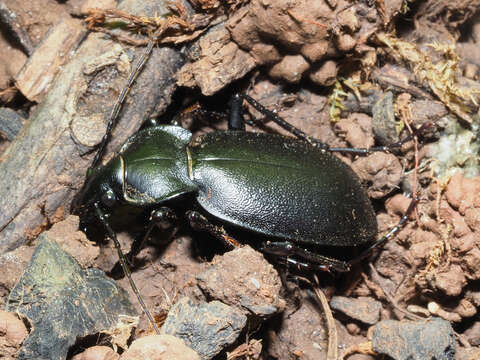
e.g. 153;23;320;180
90;39;156;171
94;202;160;334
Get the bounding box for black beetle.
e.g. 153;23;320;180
75;93;418;332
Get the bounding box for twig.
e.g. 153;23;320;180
396;93;420;223
341;341;376;359
313;275;338;360
369;263;423;321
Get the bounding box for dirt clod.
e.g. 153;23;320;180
196;245;285;319
269;55;310;84
0;310;28;359
72;346;120;360
120;334;200;360
352;152;402;198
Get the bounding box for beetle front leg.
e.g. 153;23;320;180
261;240;350;273
128;207;178;263
186;210;240;250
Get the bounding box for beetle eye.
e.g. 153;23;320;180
101;189;117;208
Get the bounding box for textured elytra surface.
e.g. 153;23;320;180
190;131;377;247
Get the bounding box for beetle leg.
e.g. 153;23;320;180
127;207;178;263
238;93;330;150
261;241;350;272
228;93;246;131
239;93;430;155
348;197;418;267
186;210;240;249
94;202;161;334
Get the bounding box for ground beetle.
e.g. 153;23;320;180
74;93;420;333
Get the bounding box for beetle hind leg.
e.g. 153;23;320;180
347;197;418;267
238;93;429;155
261;240;351;273
186;210;241;249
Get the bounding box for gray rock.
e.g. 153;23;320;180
161;297;247;360
371;318;455;360
373;91;398;145
6;237;136;360
330;296;382;325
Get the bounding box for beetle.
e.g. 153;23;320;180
74;93;419;333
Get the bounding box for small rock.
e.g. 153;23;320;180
330;296;382;325
72;346;120;360
434;265;467;296
410;100;448;126
309;60;338;87
371;318;455;360
0;107;24;141
161;297;247;360
196;246;285;318
372;91;398;145
0;310;28;358
269;55;310;83
120;335;200;360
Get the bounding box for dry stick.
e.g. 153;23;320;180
398;99;421;224
340;341;376;360
368;263;423;321
313;275;338;360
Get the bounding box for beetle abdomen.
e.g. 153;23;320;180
189;131;377;247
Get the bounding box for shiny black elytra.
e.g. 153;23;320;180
75;93;417;333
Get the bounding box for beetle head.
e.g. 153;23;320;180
72;156;124;217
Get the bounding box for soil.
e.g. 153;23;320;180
1;0;480;360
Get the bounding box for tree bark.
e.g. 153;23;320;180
0;0;185;252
